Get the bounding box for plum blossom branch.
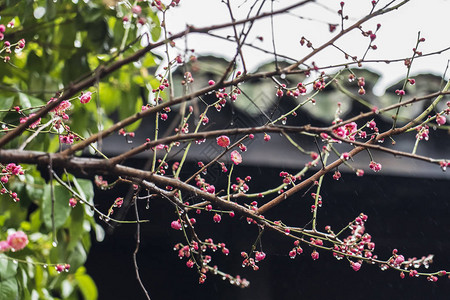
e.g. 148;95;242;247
106;85;450;165
285;0;410;72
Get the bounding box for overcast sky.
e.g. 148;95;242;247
164;0;450;94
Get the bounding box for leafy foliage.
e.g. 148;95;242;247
0;1;161;298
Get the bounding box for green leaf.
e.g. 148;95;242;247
62;51;91;86
67;204;85;251
98;82;120;114
119;88;142;132
0;277;19;300
68;242;87;271
142;54;157;68
0;213;6;227
42;182;72;230
26;51;44;73
6;0;21;7
0;96;14;121
112;17;126;47
72;177;94;217
54;23;77;60
0;195;27;228
47;134;61;154
86;19;112;53
80;5;104;23
149;11;161;42
17;265;31;300
61;279;74;299
34;265;46;291
25;173;45;203
18;93;45;109
20;287;31;300
81;231;91;253
45;0;57;21
93;223;105;243
75;267;98;300
0;254;18;280
72;178;94;205
18;93;31;109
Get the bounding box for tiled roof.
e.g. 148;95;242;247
102;56;450;178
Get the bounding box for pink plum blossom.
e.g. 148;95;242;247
0;241;10;252
69;197;77;207
131;5;142;14
351;262;361;271
311;250;319;260
171;220;182;230
213;214;221;223
216;135;230;148
255;251;266;262
436;114;446;126
369;161;382;172
79;91;92;104
230;150;242;165
7;231;28;251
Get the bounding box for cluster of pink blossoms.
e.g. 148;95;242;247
59;134;75;144
49;99;71;120
123;2;147;25
118;128;135;138
0;230;28;253
208;82;241;111
173;237;232;280
231;176;251;193
215;135;244;165
369;161;382;172
0;23;6;41
19;113;41;129
1;163;24;182
415;125;429;141
55;263;71;273
333;121;358;141
279;171;299;185
1;20;25;62
79;91;92;104
1;163;24;202
241;251;266;271
94;175;109;189
435;102;449;126
358;77;366;95
288;240;304;259
194;173;216;195
331;214;374;270
107;197;124;216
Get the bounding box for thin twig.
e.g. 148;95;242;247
133;196;152;300
48;155;57;247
